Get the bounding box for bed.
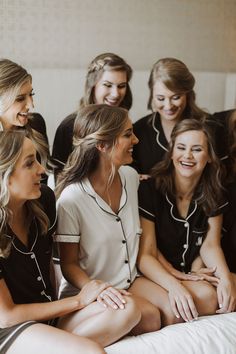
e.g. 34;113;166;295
106;312;236;354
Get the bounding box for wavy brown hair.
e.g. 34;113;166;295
80;53;133;110
147;58;208;120
152;118;224;215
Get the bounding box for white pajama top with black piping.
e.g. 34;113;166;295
55;166;141;297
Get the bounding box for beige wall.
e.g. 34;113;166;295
1;0;236;72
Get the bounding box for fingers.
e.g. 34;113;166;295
97;287;126;310
169;293;198;322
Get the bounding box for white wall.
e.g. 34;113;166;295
31;68;236;148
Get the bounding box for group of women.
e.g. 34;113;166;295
0;53;235;353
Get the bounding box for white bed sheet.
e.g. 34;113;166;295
106;312;236;354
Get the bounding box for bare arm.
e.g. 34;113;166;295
138;216;198;321
0;277;108;328
200;214;236;312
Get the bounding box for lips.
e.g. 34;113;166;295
105;98;120;106
180;161;195;167
17;112;29;126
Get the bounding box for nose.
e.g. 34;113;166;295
36;160;46;175
26;94;34;110
111;85;119;98
132;133;139;145
164;99;172;110
184;148;193;159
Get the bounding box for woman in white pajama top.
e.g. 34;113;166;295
56;104;162;335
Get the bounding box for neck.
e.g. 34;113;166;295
174;174;199;200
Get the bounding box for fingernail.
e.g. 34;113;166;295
103;303;107;308
176;315;180;318
113;305;118;309
119;304;124;309
122;299;126;303
219;304;222;308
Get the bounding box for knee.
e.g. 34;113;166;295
195;283;217;314
121;296;141;328
140;305;161;333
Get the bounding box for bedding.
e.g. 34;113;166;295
106;312;236;354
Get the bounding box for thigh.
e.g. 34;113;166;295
129;276;170;308
7;323;102;354
57;301;107;332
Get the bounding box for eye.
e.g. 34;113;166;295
172;95;181;100
103;83;112;88
118;83;127;89
25;159;35;168
192;148;202;152
15;96;25;102
30;92;35;97
156;96;164;101
176;145;185;150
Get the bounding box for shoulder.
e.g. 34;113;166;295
38;184;56;228
57;183;81;207
133;113;153;130
120;166;139;182
56;112;77;133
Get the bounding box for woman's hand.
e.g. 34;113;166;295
216;277;236;313
170;268;204;282
189;267;219;287
76;280;110;308
97;286;131;310
168;282;198;322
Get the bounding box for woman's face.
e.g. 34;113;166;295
94;70;127;107
111;118;139;167
152;80;187;123
0;80;34;129
172;130;210;181
8;137;45;203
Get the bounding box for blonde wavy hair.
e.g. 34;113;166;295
0;59;50;171
0;130;49;258
55;104;129;198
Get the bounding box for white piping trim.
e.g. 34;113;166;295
139;206;155;218
55;234;80;243
152;114;168;152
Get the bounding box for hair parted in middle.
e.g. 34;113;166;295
0;130;49;258
80;53;133;110
147;57;207;120
55;104;129;197
151;118;224;215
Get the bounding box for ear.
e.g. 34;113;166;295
96;142;108;153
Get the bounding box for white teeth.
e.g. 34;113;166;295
18;112;28;116
181;161;195;167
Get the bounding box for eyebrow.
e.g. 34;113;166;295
177;143;203;147
23;153;35;161
16;88;34;98
102;80;127;85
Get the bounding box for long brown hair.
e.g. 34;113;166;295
152;119;224;214
148;58;208;120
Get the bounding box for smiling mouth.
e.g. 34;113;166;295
180;161;195;167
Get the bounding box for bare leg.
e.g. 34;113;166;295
57;296;140;347
128;277;218;327
128;277;161;334
7;323;105;354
